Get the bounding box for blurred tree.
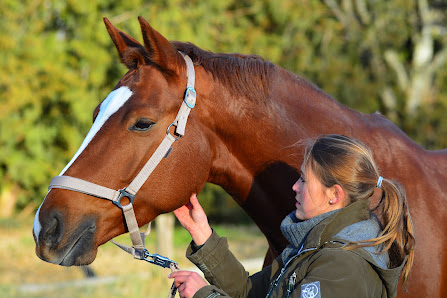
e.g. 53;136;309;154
319;0;447;148
198;184;252;225
0;0;129;215
0;0;446;217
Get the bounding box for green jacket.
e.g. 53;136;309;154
187;199;406;298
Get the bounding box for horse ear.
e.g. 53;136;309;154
137;16;181;72
103;17;145;67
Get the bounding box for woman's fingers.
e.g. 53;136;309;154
173;196;195;227
173;205;188;220
168;271;208;298
190;193;199;205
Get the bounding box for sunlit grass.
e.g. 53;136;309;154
1;216;267;297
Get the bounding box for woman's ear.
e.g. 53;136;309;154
328;184;345;205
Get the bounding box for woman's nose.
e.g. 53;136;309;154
292;181;299;192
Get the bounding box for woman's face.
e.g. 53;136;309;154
292;162;335;220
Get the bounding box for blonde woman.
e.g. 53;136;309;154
169;134;415;298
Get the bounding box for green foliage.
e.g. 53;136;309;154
1;0;446;216
198;184;252;225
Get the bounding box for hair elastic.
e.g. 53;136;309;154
376;176;383;188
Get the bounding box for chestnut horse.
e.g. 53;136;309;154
33;17;446;297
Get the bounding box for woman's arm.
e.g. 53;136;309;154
170;194;277;298
169;194;213;298
185;229;277;297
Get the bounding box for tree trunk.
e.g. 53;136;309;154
156;213;174;258
0;183;18;218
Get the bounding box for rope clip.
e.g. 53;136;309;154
143;251;178;269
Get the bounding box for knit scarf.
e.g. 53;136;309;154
280;209;340;264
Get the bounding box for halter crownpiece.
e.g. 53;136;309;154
47;52;196;273
377;176;383;188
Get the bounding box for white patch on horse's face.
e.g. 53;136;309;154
59;86;134;175
33;86;133;240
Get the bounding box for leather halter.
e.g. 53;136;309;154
47;52;196;269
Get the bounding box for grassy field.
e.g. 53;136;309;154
0;216;268;297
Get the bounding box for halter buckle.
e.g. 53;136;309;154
113;188;136;209
184;87;196;108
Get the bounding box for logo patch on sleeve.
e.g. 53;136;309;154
301;281;321;298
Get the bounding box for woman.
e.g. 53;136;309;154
169;135;415;298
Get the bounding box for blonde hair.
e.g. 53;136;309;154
303;134;415;289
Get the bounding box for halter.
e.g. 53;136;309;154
47;52;196;272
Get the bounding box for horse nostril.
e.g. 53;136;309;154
41;211;64;248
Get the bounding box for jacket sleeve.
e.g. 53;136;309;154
187;230;281;298
291;248;383;297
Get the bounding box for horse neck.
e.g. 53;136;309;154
198;63;447;197
196;67;368;252
197;67;357;201
197;64;447;257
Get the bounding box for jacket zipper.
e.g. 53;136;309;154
265;244;318;298
265;240;346;297
286;272;297;298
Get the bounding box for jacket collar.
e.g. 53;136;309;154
303;198;370;249
302;198;407;297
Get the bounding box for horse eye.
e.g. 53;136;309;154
130;119;154;132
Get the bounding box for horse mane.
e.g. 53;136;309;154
173;41;333;106
173;41;279;103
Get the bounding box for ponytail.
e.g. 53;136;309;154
377;178;415;289
344;178;415;290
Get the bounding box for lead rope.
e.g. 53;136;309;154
169;262;181;298
110;221;181;297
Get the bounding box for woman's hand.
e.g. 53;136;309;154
168;270;208;298
173;194;212;245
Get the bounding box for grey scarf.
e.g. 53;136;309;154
280;209;339;264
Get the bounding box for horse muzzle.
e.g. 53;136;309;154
33;210;98;266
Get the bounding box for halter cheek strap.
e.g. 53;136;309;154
47;53;196;270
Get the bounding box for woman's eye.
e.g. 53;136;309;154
300;177;305;183
130;119;154;131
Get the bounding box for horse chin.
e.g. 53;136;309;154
58;233;98;267
36;232;98;267
35;217;98;267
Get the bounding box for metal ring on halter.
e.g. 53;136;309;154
113;188;136;209
166;122;182;140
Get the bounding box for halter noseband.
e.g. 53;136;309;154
47;52;196;269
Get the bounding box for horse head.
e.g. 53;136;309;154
33;17;211;266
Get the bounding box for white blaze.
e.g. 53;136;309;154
33;86;133;239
